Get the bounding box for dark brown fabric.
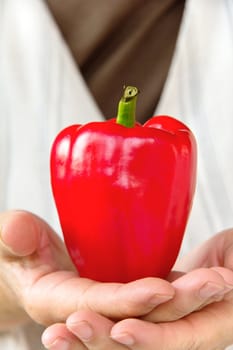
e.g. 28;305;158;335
47;0;185;122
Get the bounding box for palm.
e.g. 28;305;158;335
1;213;85;325
1;211;174;328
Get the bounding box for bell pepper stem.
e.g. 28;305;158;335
116;86;139;128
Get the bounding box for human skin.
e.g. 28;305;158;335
0;210;175;331
1;210;232;349
42;230;233;350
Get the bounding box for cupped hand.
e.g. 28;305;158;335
42;310;125;350
110;229;233;350
42;274;233;350
42;229;233;350
0;210;174;330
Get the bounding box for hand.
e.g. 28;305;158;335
111;229;233;350
42;272;233;350
42;229;233;349
143;228;233;322
0;210;174;331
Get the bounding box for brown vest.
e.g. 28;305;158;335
47;0;185;122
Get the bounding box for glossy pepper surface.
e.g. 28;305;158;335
50;87;197;283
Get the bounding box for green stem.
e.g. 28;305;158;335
116;86;139;128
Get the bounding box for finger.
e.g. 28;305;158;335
210;266;233;286
0;210;40;257
76;277;174;319
210;267;233;302
174;229;233;273
42;323;87;350
67;310;127;350
0;210;73;269
25;273;174;326
111;299;233;350
111;318;191;350
144;267;233;322
33;276;174;325
186;300;233;349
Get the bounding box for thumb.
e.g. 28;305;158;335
0;210;41;257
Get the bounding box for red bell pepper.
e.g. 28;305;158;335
50;86;197;283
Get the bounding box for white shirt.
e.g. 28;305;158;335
0;0;233;348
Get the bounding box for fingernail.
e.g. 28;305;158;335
0;223;18;254
0;231;15;254
68;320;93;342
44;337;70;350
225;284;233;292
0;227;9;247
199;282;225;299
111;332;135;346
149;293;173;306
223;284;233;300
